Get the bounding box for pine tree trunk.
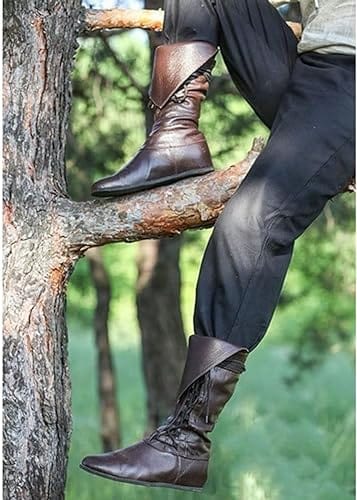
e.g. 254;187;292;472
86;248;121;452
3;1;81;498
136;238;187;431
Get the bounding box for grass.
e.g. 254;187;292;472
66;331;354;500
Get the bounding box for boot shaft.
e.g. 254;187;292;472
150;73;211;133
147;336;249;459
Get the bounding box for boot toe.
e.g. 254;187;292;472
91;176;122;197
81;452;115;476
81;442;173;480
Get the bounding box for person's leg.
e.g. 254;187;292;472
215;0;298;127
194;53;355;350
163;0;219;46
164;0;298;127
91;0;298;196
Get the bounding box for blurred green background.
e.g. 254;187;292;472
65;2;355;498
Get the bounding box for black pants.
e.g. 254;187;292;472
164;0;355;351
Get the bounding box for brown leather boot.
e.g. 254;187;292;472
91;42;217;197
80;335;248;491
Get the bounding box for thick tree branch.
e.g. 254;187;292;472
59;139;264;254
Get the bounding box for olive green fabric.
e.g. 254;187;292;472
286;0;355;54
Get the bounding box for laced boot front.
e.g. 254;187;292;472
81;336;248;491
91;42;217;197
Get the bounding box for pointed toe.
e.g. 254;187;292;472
80;454;103;473
80;451;116;476
91;177;117;197
91;168;144;197
81;453;96;468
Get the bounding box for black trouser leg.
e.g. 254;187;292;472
194;53;355;350
163;1;355;350
163;0;219;46
163;0;297;126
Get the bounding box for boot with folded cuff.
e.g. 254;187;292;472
91;42;217;197
80;335;249;491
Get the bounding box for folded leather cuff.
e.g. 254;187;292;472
149;41;218;109
177;335;249;400
218;351;248;374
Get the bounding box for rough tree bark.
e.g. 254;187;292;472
3;0;263;497
3;1;82;498
86;247;121;452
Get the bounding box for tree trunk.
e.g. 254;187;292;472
3;1;81;498
3;0;263;496
137;238;187;432
86;248;121;452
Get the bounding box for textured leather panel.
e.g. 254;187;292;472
177;335;249;400
149;42;218;109
175;456;208;488
196;367;237;428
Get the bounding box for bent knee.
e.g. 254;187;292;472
215;193;302;251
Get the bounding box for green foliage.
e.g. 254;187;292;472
67;33;149;200
271;194;355;376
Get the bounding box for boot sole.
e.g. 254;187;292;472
79;463;204;492
91;167;214;198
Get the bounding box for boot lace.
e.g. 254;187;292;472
149;373;211;449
